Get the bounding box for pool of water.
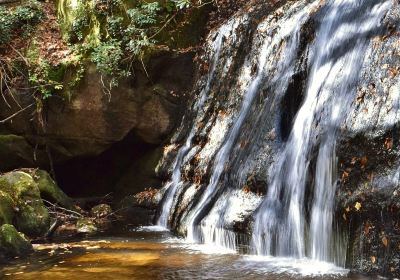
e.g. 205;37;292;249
0;226;372;280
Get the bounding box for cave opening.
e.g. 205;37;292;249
53;131;162;201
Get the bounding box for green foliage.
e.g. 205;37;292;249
124;2;161;57
55;0;198;92
94;0;124;16
127;2;161;27
26;43;64;99
171;0;192;10
91;39;129;88
0;0;44;45
106;16;124;38
69;4;90;42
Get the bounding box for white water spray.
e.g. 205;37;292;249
252;0;392;265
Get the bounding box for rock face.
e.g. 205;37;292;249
156;0;400;277
0;52;195;170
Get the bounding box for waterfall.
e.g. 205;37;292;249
157;24;232;228
252;0;392;264
156;0;392;269
186;2;317;248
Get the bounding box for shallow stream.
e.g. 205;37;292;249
0;226;373;280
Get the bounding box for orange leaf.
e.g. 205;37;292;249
382;236;388;247
360;156;368;168
385;138;393;150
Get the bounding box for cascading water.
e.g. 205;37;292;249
252;0;392;265
156;0;393;272
186;2;317;248
157;24;232;228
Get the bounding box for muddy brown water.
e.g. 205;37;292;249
0;226;373;280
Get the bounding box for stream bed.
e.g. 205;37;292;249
0;226;372;280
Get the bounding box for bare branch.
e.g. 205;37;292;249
0;103;34;123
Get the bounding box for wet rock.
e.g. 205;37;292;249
0;224;33;257
117;189;163;226
76;218;97;234
90;204;112;219
120;188;161;210
155;0;400;277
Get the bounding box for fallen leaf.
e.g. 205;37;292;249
360;156;368;169
370;256;376;264
382;236;388;247
385;138;393;150
364;223;370;235
388;67;398;78
355;202;362;211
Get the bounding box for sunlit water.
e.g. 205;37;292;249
0;227;371;280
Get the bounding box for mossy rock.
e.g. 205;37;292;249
15;200;50;237
0;224;33;257
0;191;14;226
0;171;50;237
0;171;41;200
90;204;112;219
76;218;97;234
31;169;74;209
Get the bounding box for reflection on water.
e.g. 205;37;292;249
0;227;371;280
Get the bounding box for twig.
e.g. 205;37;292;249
46;144;56;180
149;12;178;40
7;43;29;66
100;75;112;102
43;199;83;218
45;219;63;238
0;103;34;123
140;57;150;79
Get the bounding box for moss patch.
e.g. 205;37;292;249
0;224;33;257
0;191;14;226
31;169;74;209
0;171;50;237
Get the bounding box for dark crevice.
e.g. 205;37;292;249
54;130;160;198
278;72;306;142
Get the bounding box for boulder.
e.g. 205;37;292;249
0;171;50;237
76;218;97;234
90;204;112;219
0;191;14;225
0;224;33;257
0;135;38;171
30;169;74;209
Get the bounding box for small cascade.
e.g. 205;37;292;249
157;24;231;228
186;3;316;248
252;0;392;264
